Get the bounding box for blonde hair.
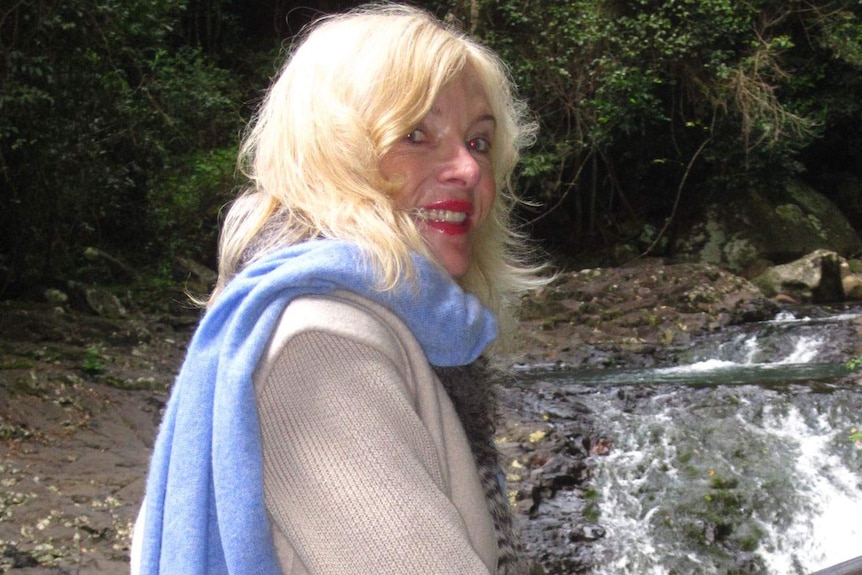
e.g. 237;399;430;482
213;2;546;351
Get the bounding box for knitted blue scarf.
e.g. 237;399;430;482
136;240;498;575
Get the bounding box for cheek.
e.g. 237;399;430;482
381;155;422;210
475;173;497;222
391;175;421;211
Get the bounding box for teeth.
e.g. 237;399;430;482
416;209;468;224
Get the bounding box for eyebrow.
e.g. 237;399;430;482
476;114;496;126
426;108;496;127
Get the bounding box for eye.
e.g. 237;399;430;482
406;128;427;144
467;136;492;154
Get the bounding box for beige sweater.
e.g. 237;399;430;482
254;290;499;574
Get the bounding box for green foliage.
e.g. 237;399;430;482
3;0;862;291
148;145;240;261
0;0;244;290
581;488;601;522
474;0;862;249
80;345;105;375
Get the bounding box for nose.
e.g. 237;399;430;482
437;140;481;189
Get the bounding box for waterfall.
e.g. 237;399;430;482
586;385;862;575
757;405;862;573
530;307;862;575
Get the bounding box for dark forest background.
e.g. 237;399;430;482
3;0;862;300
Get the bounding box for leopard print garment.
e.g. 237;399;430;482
434;360;543;575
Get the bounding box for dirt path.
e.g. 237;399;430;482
0;302;189;574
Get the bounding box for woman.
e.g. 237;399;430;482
132;3;546;574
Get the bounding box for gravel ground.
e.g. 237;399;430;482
0;301;188;574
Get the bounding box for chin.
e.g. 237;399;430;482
425;236;473;280
439;257;471;280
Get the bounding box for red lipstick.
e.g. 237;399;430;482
415;200;474;235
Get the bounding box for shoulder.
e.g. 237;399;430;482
272;290;416;353
256;290;425;384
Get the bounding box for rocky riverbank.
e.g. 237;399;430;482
0;259;784;574
511;258;778;371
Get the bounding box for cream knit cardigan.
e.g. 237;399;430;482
254;291;500;574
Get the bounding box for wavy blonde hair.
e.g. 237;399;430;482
213;2;546;351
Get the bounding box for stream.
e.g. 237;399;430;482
518;306;862;574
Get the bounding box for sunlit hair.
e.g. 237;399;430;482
212;2;547;352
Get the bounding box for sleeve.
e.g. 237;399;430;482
256;329;495;575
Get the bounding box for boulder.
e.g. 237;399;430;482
821;173;862;232
173;256;217;295
671;180;862;276
751;249;855;303
84;286;128;318
843;273;862;300
44;288;69;306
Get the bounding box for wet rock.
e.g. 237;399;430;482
570;523;606;542
539;456;588;490
526;500;597;575
496;382;606;574
730;296;779;323
1;544;39;568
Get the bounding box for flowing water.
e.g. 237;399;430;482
523;307;862;574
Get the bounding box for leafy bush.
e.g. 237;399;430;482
474;0;862;252
3;0;862;293
0;0;243;291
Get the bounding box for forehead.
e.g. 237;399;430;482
430;70;492;118
461;69;488;98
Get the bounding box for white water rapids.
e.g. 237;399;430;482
569;310;862;574
758;406;862;573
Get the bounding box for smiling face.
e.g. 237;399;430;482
381;72;496;279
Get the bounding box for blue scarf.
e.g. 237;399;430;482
137;240;497;575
